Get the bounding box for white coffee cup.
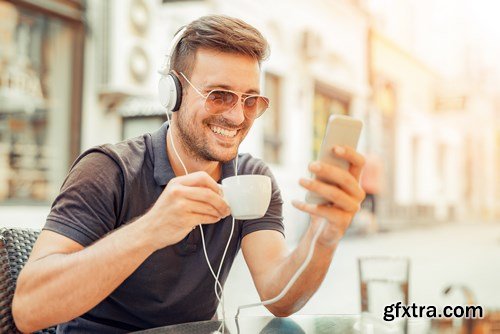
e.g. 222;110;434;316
220;175;272;220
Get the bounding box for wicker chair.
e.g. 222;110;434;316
0;228;56;334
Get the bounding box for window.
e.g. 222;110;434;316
0;1;84;204
122;116;166;140
262;73;282;164
312;84;350;159
118;96;168;140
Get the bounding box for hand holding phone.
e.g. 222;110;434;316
305;115;363;205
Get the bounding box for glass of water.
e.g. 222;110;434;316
358;257;410;334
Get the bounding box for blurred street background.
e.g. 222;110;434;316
0;0;499;324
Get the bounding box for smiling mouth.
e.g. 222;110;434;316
209;125;238;138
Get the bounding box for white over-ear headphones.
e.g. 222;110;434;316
158;27;187;112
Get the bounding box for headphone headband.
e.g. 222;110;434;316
158;26;187;75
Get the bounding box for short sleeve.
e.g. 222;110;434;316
239;159;285;239
43;152;123;247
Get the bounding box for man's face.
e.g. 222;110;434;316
174;48;261;163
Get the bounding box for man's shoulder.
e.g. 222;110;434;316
237;153;272;176
73;134;152;179
98;134;150;161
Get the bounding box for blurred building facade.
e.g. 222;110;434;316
0;0;85;224
367;29;476;226
0;0;498;230
365;0;500;225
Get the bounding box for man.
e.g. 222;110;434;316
12;15;365;333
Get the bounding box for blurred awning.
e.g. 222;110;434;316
361;154;384;195
116;96;167;117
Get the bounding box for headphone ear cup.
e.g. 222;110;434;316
170;73;182;112
158;73;182;111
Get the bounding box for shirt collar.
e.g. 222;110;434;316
151;122;238;186
151;122;175;186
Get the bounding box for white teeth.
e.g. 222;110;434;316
210;125;237;138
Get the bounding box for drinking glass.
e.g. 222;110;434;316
358;257;410;334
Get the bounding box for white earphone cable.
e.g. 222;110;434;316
161;27;231;333
166;112;326;326
161;27;324;324
165;113;235;333
235;218;327;318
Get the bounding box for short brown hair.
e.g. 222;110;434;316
170;15;270;77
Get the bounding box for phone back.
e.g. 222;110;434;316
306;115;363;205
320;115;362;169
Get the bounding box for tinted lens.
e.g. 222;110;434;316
204;90;270;118
205;90;238;114
244;96;269;118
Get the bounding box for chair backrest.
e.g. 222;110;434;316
0;228;56;334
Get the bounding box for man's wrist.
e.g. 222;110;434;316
314;224;342;251
132;210;184;252
130;212;167;253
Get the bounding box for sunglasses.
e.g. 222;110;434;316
179;72;270;119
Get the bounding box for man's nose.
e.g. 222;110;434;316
223;100;246;125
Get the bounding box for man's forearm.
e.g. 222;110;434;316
12;215;161;332
262;223;337;316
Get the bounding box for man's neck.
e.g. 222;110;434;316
166;125;221;181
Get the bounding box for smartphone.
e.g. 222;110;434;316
305;115;363;205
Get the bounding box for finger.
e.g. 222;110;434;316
299;178;360;212
291;200;350;229
309;162;365;199
171;171;221;195
179;185;230;217
332;146;366;180
183;198;227;219
187;212;222;226
172;209;222;230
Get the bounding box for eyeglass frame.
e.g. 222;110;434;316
179;72;270;119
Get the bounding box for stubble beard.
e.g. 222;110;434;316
175;109;245;163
